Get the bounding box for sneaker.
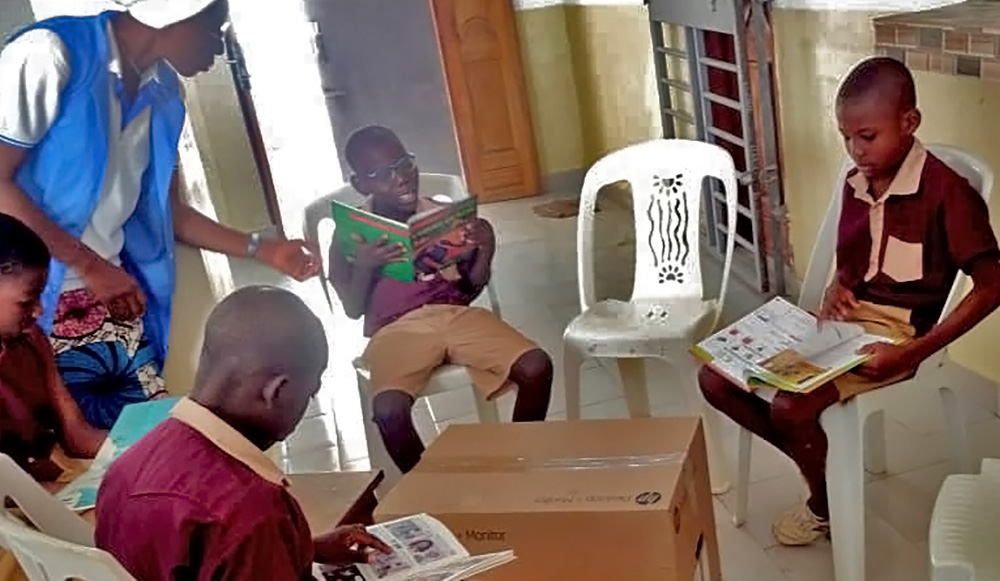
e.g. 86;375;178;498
772;504;830;546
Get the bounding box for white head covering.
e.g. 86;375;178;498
112;0;218;29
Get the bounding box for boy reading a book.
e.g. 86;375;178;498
0;213;105;482
328;125;553;473
699;56;1000;546
96;286;391;580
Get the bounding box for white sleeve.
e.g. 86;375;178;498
0;29;71;148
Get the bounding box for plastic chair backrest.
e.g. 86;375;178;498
0;455;93;548
799;145;993;367
0;516;134;581
576;139;738;324
302;173;501;316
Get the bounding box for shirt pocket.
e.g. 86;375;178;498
882;236;924;283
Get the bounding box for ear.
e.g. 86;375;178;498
261;374;289;408
350;174;369;196
903;107;922;136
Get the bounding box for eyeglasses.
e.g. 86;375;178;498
363;154;417;182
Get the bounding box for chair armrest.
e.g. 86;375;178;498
486;280;502;318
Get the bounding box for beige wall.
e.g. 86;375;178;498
514;5;662;175
516;6;585;176
772;8;1000;381
563;5;661;165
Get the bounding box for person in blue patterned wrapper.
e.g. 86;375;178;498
0;0;322;429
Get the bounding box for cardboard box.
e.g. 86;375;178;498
289;470;382;532
375;418;720;580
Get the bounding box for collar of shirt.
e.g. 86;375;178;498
847;139;927;205
170;397;290;487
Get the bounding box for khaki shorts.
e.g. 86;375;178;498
363;305;537;399
832;301;918;401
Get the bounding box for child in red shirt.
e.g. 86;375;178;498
328;126;553;473
0;213;105;481
699;57;1000;546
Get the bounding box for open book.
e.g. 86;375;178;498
331;197;478;282
57;397;179;511
691;297;896;393
316;514;514;581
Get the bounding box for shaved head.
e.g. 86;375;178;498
193;286;328;448
836;56;917;113
344;125;403;173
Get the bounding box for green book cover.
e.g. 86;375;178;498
330;197;478;282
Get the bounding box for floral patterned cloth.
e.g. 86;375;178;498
49;289;166;430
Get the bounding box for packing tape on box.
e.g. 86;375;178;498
417;453;686;474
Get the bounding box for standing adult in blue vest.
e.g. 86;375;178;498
0;0;322;429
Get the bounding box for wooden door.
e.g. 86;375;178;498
430;0;542;202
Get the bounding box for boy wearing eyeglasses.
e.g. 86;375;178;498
327;125;553;474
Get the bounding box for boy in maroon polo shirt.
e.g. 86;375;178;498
95;287;390;580
328;125;553;474
699;56;1000;546
0;213;105;481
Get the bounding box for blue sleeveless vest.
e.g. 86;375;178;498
9;12;185;367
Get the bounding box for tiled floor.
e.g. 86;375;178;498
230;190;1000;580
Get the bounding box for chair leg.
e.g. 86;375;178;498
733;427;752;526
863;410;887;476
678;356;733;495
474;389;501;424
940;387;974;474
356;369;401;494
563;342;585;421
617;358;651;419
822;402;866;581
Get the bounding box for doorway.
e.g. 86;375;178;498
303;0;463;179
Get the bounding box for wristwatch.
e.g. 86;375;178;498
246;231;262;258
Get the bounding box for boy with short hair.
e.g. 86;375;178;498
96;286;391;580
328;125;553;474
699;57;1000;546
0;213;105;481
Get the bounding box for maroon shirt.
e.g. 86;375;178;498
0;328;59;469
360;275;474;337
95;399;314;581
837;142;1000;336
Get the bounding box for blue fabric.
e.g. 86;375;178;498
56;340;157;430
8;12;185;367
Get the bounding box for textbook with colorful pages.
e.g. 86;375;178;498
316;513;515;581
330;197;478;282
690;297;897;393
57;397;179;511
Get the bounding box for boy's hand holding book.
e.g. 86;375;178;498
819;280;860;323
855;341;917;381
314;524;393;566
351;233;407;272
464;218;495;255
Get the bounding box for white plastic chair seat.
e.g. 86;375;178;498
929;459;1000;581
563;139;739;494
0;454;93;548
0;515;134;581
564;297;717;357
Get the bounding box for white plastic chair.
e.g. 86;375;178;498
929;458;1000;581
563;139;739;492
0;515;134;581
731;144;993;581
0;454;93;548
303;173;502;492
